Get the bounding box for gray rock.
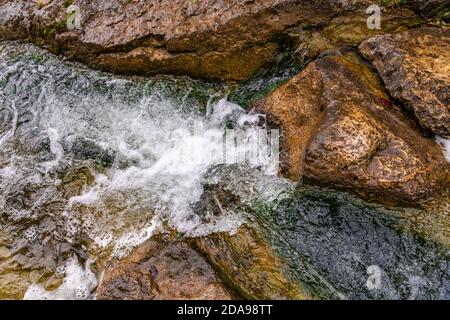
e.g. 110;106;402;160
360;27;450;138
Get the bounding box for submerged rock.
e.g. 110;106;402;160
0;6;447;300
271;189;449;300
192;165;449;300
0;161;96;299
254;49;449;204
0;41;233;299
360;27;450;138
96;236;235;300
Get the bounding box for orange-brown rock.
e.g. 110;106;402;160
0;0;429;81
255;50;449;204
403;0;450;18
96;237;235;300
360;27;450;138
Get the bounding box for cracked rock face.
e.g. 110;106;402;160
255;50;449;204
360;27;450;138
0;0;427;81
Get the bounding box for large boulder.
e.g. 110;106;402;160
0;0;428;81
190;226;313;300
254;50;449;204
360;27;450;138
96;236;235;300
287;7;422;61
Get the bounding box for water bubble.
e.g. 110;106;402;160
24;225;39;242
55;266;66;279
75;284;89;300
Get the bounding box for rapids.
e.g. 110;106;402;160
0;42;277;299
0;41;448;300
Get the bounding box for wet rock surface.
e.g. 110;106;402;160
194;165;449;300
272;189;449;299
63;137;115;167
255;49;449;204
190;165;338;300
0;160;95;299
360;27;450;138
0;42;224;299
190;226;313;300
96;236;236;300
0;5;449;300
0;0;432;81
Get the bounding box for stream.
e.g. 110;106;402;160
0;41;448;300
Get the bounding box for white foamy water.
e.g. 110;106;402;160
58;96;278;251
24;256;98;300
0;42;280;299
436;136;450;162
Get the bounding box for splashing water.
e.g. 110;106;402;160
0;42;279;299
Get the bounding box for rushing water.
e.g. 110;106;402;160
0;42;278;299
0;41;448;300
